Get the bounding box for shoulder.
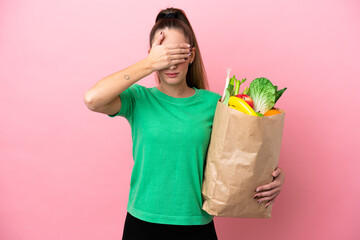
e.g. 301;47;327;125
198;89;221;101
128;84;146;92
126;84;150;97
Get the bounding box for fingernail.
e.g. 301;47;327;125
253;195;257;199
188;53;191;56
187;44;191;47
257;200;261;203
256;188;260;192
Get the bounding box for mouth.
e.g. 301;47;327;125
165;73;179;78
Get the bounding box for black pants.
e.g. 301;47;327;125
122;212;218;240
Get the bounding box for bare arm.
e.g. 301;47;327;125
83;58;153;115
83;31;191;115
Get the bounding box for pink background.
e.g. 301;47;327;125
1;0;359;239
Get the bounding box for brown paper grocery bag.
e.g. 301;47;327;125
202;101;285;218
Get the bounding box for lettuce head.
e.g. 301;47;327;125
249;78;276;114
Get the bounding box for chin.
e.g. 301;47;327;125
160;77;185;86
165;80;183;86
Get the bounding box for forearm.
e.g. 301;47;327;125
84;58;153;110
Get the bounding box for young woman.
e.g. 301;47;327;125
84;7;285;240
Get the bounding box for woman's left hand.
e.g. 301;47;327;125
253;167;285;209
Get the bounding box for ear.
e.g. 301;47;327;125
189;47;196;64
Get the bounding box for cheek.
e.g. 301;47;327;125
178;62;189;71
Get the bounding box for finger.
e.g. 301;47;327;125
265;200;274;209
168;58;187;66
272;167;282;178
254;186;281;199
169;53;191;60
165;43;192;49
256;192;279;204
256;180;280;192
168;48;192;55
152;31;165;47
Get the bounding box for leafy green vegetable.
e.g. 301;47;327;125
228;75;236;96
222;75;248;105
222;75;235;105
234;79;240;96
242;87;250;95
235;78;246;95
248;78;276;114
223;88;231;105
221;69;287;113
274;86;287;104
255;112;264;117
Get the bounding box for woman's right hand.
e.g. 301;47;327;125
146;31;191;71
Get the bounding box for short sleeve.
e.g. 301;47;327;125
107;84;141;119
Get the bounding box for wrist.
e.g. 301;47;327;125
141;57;155;74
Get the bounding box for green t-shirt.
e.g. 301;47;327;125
108;84;221;225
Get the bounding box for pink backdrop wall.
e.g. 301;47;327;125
1;0;359;239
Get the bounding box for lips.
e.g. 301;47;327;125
165;73;179;78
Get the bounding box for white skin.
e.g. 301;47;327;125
149;28;196;98
255;167;285;208
148;28;285;209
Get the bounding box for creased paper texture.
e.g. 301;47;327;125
202;101;285;218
